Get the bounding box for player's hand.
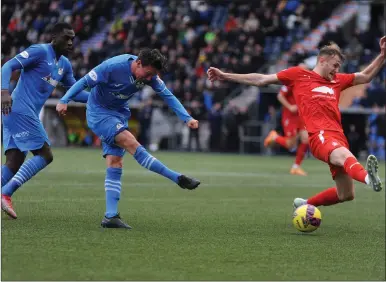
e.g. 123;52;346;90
56;102;68;116
187;119;199;129
207;67;225;82
1;89;12;115
289;105;298;113
379;36;386;58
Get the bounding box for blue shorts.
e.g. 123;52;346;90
2;112;50;154
86;109;128;158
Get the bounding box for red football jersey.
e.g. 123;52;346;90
277;66;355;134
279;85;297;117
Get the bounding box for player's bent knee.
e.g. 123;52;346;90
44;152;54;164
286;137;297;148
338;192;355;202
106;156;123;168
330;147;353;167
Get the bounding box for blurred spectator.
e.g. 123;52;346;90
347;124;360;157
208;102;223;152
187;99;204;152
138;98;154;149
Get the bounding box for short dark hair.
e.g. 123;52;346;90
52;22;73;35
318;41;345;62
138;48;168;72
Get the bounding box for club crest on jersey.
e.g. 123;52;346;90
311;86;334;95
134;80;145;89
42;74;59;87
116;123;124;130
58;68;64;75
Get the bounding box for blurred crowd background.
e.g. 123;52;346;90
2;0;385;159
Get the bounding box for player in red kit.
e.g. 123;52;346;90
264;62;311;176
207;37;385;210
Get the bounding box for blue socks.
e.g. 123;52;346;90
133;146;180;183
1;165;14;188
2;156;47;196
105;167;122;218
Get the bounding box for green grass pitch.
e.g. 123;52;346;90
2;148;385;280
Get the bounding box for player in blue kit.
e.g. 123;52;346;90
56;48;201;229
1;23;89;219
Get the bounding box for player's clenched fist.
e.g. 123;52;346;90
207;67;225;82
187;119;199;129
56;102;68;116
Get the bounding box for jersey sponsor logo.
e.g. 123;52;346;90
20;51;29;58
42;75;59;87
331;141;338;147
89;70;98;81
110;92;131;99
311;86;334;95
12;131;30;138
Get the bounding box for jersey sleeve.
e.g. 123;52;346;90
276;66;301;87
151;75;192;123
336;73;355;91
84;61;110;88
15;45;45;69
150;75;167;93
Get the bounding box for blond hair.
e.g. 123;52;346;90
317;41;345;62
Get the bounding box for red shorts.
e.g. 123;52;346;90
281;115;305;138
308;130;349;179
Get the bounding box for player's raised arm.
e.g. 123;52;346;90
151;76;199;129
207;67;281;87
57;63;109;115
353;36;385;85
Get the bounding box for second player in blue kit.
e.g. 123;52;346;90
57;48;201;229
1;23;89;219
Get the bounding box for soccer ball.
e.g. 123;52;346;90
292;204;322;233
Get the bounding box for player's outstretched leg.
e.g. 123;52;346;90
366;155;383;192
116;130;200;190
2;146;50;219
294;174;354;208
330;147;382;191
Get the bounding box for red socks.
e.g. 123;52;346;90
275;136;288;148
343;157;367;184
307;187;341;207
295;143;308;166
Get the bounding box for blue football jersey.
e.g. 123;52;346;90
11;44;75;117
85;54;169;118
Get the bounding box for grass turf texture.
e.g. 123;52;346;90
2;148;385;280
